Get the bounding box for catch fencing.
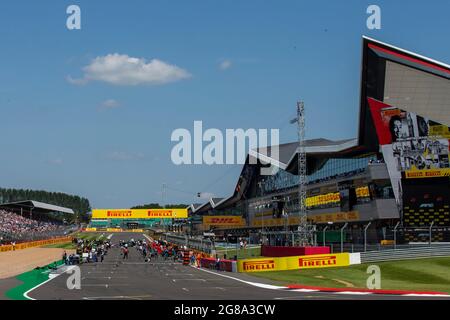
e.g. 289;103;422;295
359;245;450;263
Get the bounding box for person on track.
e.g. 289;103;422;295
122;246;129;260
196;252;202;268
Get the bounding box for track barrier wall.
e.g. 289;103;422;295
0;236;73;252
237;253;357;273
82;228;144;233
200;257;237;272
261;245;330;257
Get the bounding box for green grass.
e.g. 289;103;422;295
249;257;450;293
42;242;77;250
215;246;261;259
71;232;110;242
5;260;64;300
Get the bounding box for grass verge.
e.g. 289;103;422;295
215;247;261;259
249;257;450;293
5;260;64;300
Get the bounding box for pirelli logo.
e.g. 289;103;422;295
243;260;275;271
147;210;173;217
107;211;132;217
299;255;337;268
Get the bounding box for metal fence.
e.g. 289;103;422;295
328;242;450;254
359;245;450;263
164;233;214;254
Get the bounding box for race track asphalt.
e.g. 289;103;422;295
26;233;449;301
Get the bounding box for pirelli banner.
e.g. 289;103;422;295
92;209;188;219
203;216;245;227
237;253;351;273
405;168;450;179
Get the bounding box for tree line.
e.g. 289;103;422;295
0;187;91;222
131;203;189;209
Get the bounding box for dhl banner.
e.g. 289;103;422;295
237;253;351;273
203;216;245;227
405;168;450;179
92;208;188;219
0;237;72;253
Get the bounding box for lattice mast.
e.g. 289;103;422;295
296;102;313;246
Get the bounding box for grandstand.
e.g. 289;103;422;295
0;200;76;244
187;37;450;249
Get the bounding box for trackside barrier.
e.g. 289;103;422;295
359;245;450;263
349;252;361;265
82;228;144;233
200;258;237;272
0;237;73;253
261;245;330;257
237;253;361;273
164;233;213;254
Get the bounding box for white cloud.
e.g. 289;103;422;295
99;99;121;110
219;59;232;71
107;151;145;161
68;54;191;86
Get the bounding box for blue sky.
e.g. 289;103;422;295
0;0;449;209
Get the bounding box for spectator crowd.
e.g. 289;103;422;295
0;209;67;243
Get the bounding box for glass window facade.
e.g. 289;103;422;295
260;156;376;194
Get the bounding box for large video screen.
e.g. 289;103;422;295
367;97;450;201
402;177;450;228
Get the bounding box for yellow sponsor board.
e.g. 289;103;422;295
251;212;360;227
0;237;72;253
290;253;349;270
237;257;287;273
309;211;360;224
203;216;245;226
238;253;350;273
429;125;450;138
92;208;188;219
405;168;450;179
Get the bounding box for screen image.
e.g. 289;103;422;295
368;98;450;202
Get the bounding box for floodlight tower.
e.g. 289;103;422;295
293;101;313;246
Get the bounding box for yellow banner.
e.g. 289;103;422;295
309;211;360;224
429;125;450;138
92;208;188;219
405;168;450;179
251;212;360;227
0;237;72;253
203;216;245;226
237;253;350;273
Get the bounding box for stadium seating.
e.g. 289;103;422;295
0;210;68;244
